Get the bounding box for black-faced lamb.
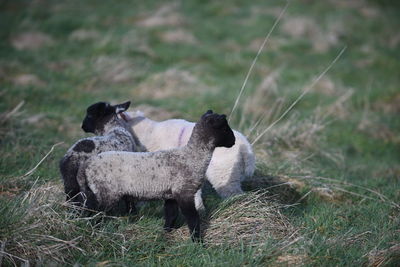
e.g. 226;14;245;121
59;101;139;213
77;110;235;241
119;109;255;211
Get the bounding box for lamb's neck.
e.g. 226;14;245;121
102;117;129;136
181;144;214;178
185;138;215;164
186;125;216;152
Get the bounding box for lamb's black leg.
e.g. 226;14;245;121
164;199;179;231
177;198;201;242
123;195;137;215
82;189;99;215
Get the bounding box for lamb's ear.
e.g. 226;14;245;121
201;110;213;119
114;101;131;114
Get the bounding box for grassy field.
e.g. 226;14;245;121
1;0;399;266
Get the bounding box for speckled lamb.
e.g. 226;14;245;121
78;110;235;241
120;109;255;210
59;101;139;211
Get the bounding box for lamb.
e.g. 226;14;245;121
119;109;255;210
59;101;139;213
77;110;235;241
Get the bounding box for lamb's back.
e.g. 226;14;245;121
147;118;255;178
150;119;194;150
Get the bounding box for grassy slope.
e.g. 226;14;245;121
1;0;399;266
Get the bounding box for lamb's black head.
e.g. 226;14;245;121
81;101;131;134
197;110;235;148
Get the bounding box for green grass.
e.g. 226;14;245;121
1;0;399;266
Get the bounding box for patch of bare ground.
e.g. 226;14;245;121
22;113;47;125
12;74;46;87
131;104;180;121
94;56;144;84
134;68;212;99
275;254;308;266
359;6;380;19
136;3;185;28
159;29;197;45
68;29;100;42
366;244;400;267
10;31;54;50
358;107;399;144
247;37;287;52
121;30;155;57
281;16;343;53
373;93;400;115
312;77;336;96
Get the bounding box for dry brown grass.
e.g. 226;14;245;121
68;29;100;42
0;181;136;265
0;184;304;265
1;182;80;264
281;16;343;53
205;192;299;247
366;244;400;267
159;29;198;45
94;56;145;84
134;68;212;99
136;2;185;28
10;31;54;51
167;191;302;253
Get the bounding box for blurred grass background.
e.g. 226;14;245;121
0;0;399;266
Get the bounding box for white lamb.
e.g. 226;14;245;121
120;110;255;210
77;110;236;241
